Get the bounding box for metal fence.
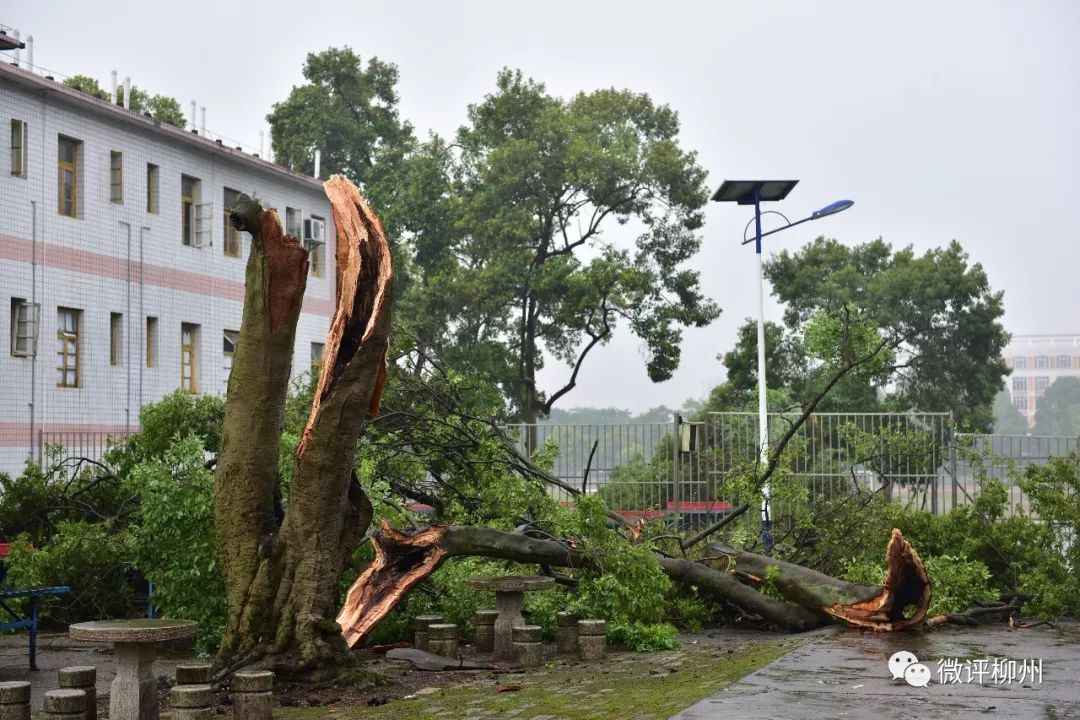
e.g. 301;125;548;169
509;414;1078;525
39;430;134;466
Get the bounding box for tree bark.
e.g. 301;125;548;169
214;176;393;673
704;528;931;631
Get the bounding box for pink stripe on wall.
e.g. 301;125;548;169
0;233;331;316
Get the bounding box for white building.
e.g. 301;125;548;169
1003;334;1080;428
1;60;335;476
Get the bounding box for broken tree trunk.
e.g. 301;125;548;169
337;526;930;647
337;524;834;648
703;528;931;631
214;175;393;673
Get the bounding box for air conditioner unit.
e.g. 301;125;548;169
303;217;326;247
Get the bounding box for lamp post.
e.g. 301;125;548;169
712;180;853;550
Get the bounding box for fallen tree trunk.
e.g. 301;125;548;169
337;525;930;647
703;528;931;631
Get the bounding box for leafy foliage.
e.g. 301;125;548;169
62;74;186;127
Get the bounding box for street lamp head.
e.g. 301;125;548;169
811;199;854;219
712;180;799;205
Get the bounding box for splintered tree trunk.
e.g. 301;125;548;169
336;526;931;646
214;176;393;673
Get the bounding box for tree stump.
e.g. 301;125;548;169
232;671;273;720
58;667;96;720
556;612;578;655
577;620;606;661
43;690;85;720
512;625;543;667
170;685;214;720
474;610;498;653
427;624;458;659
413;614;443;653
0;681;31;720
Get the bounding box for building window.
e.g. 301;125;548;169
58;136;79;218
1034;355;1049;369
10;298;39;357
223;329;239;384
1012;376;1026;392
1011;356;1026;369
306;215;326;277
1013;395;1028;412
146;163;159;213
110;312;123;366
285;207;302;238
146;316;158;367
110;151;123;203
311;342;324;376
223;187;242;257
10;119;27;177
181;322;199;393
1056;354;1072;369
181;175;201;245
56;307;81;388
1035;376;1050;395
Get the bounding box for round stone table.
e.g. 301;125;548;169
70;619;197;720
465;576;555;660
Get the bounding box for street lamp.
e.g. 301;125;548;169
712;180;853;550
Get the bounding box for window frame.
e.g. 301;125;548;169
1056;354;1071;369
1034;355;1049;369
1013;395;1028;412
56;307;81;388
1012;376;1026;392
58;136;79;218
181;322;200;394
222;187;242;257
308;215;326;277
146;316;158;368
110;151;123;204
223;329;239;384
146;163;159;214
10;119;27;177
10;298;39;357
181;175;198;246
311;342;325;376
110;312;123;366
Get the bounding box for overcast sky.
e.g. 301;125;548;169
7;1;1079;412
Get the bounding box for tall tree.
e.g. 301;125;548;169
63;74;186;127
1032;377;1080;437
267;48;414;230
410;70;719;423
992;387;1029;435
760;238;1008;430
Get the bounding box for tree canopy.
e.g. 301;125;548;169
708;238;1007;430
1032;377;1080;437
404;69;719;422
63;74;186;128
992;388;1029;435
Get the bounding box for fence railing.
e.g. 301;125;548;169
508;414;1077;525
39;430;134;466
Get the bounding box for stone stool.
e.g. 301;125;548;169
474;610;498;652
175;663;213;686
413;614;444;652
232;671;273;720
58;667;96;720
556;612;578;655
43;690;86;720
0;681;31;720
577;619;606;661
427;623;458;658
512;625;543;667
171;684;214;720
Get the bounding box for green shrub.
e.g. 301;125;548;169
126;435;226;652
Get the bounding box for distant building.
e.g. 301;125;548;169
1;61;334;475
1003;334;1080;428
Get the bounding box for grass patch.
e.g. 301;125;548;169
276;638;798;720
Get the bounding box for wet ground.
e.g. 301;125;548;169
672;622;1080;720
